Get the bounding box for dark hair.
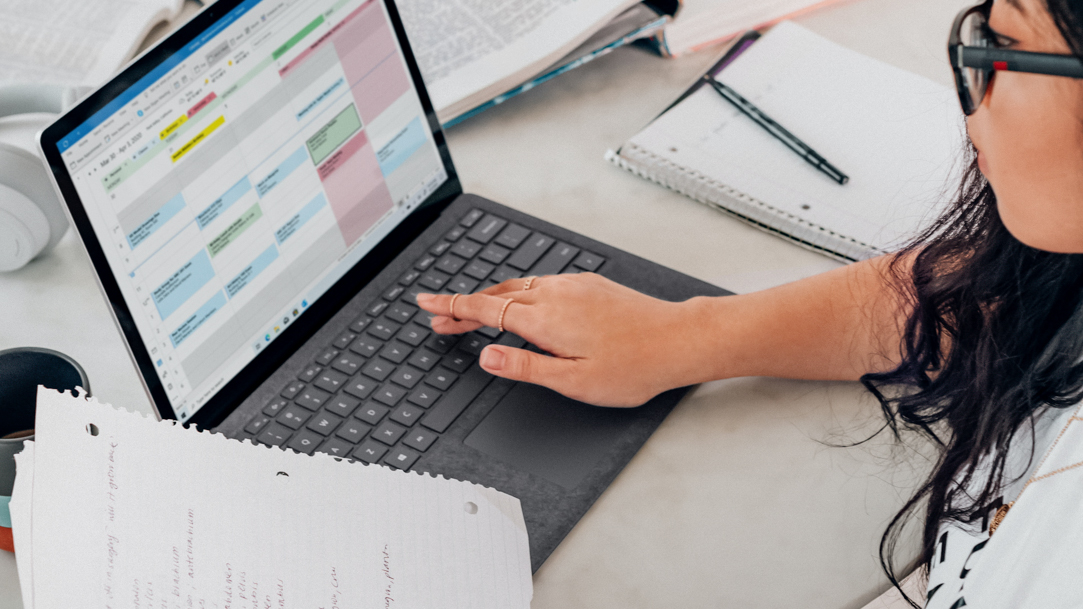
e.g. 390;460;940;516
865;1;1083;604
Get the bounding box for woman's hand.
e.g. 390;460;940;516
416;273;709;407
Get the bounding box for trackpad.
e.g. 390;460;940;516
464;383;636;489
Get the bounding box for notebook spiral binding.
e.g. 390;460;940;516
606;142;880;263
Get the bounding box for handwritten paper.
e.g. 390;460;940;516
10;388;532;609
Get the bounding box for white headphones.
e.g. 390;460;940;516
0;83;87;272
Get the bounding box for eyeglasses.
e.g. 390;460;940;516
949;0;1083;115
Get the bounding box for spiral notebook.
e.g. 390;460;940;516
606;22;967;262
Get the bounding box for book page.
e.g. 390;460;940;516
626;21;965;255
13;389;532;609
0;0;183;87
397;0;638;119
662;0;842;56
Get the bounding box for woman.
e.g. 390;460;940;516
418;0;1083;606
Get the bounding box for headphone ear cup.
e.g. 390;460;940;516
0;114;70;267
0;177;50;272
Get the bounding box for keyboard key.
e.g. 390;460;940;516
355;402;390;425
316;437;354;458
367;301;389;317
306;411;342;436
479;245;510;265
287;429;323;455
263;398;289;417
298;364;322;383
386;303;417;324
420;365;493;433
281;381;305;400
368;320;400;341
418;271;450;291
464;260;495;281
332;331;357;350
344;376;378;400
383;285;405;301
362;359;393;381
403;428;438;452
507;234;554;270
373;383;407;406
436;255;466;275
414;255;436;271
295;387;330;411
458;334;491;356
244;415;270;435
353;440;388;464
407;349;440;371
425;369;458;391
461;208;485;227
412;308;436;327
573;251;605;272
390;403;425;427
451;240;481;259
278;405;310;429
399;269;421;285
397;325;430;347
372;420;407;446
407;387;441;408
348;316;372;334
383;447;420;470
430;241;452;256
466;215;507;244
489;265;521;284
331;352;365;375
314;348;338;366
335;419;372;443
495;223;531;249
401;285;424;305
325;394;360;418
441;352;471;373
426;335;456;354
476;325;501;339
379;341;411;364
531;242;580;275
315;369;349;393
258;422;292;447
390;366;423;389
445;225;467;241
448;276;479;294
349;337;382;358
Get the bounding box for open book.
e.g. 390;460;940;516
0;0;185;86
397;0;676;125
607;22;966;262
11;389;532;609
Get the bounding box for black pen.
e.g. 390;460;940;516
702;76;849;185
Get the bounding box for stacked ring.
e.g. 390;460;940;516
449;293;461;321
523;276;537;291
498;298;514;333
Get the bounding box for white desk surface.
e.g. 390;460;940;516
0;0;971;606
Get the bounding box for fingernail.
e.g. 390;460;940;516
416;293;434;305
480;346;505;371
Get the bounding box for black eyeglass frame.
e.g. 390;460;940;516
949;0;1083;115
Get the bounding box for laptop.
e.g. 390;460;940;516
38;0;730;571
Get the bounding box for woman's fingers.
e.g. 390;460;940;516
479;344;577;390
417;291;533;334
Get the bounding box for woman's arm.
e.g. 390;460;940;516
415;254;912;407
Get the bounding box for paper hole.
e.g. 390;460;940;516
801;204;811;210
86;423;99;436
669;147;678;153
276;471;289;477
464;501;478;515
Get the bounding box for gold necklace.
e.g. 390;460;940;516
989;410;1083;536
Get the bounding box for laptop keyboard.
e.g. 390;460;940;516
239;208;606;471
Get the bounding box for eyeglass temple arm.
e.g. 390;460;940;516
958;46;1083;78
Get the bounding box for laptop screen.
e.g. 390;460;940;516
53;0;449;422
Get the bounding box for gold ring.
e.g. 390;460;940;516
449;293;461;321
523;276;537;291
497;298;514;333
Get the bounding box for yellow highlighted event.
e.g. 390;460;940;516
159;114;188;140
171;116;225;163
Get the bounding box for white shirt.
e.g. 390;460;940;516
924;402;1083;608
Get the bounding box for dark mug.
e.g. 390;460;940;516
0;347;89;552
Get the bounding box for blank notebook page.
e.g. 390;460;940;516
630;21;967;253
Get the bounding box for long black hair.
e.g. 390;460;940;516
864;1;1083;604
